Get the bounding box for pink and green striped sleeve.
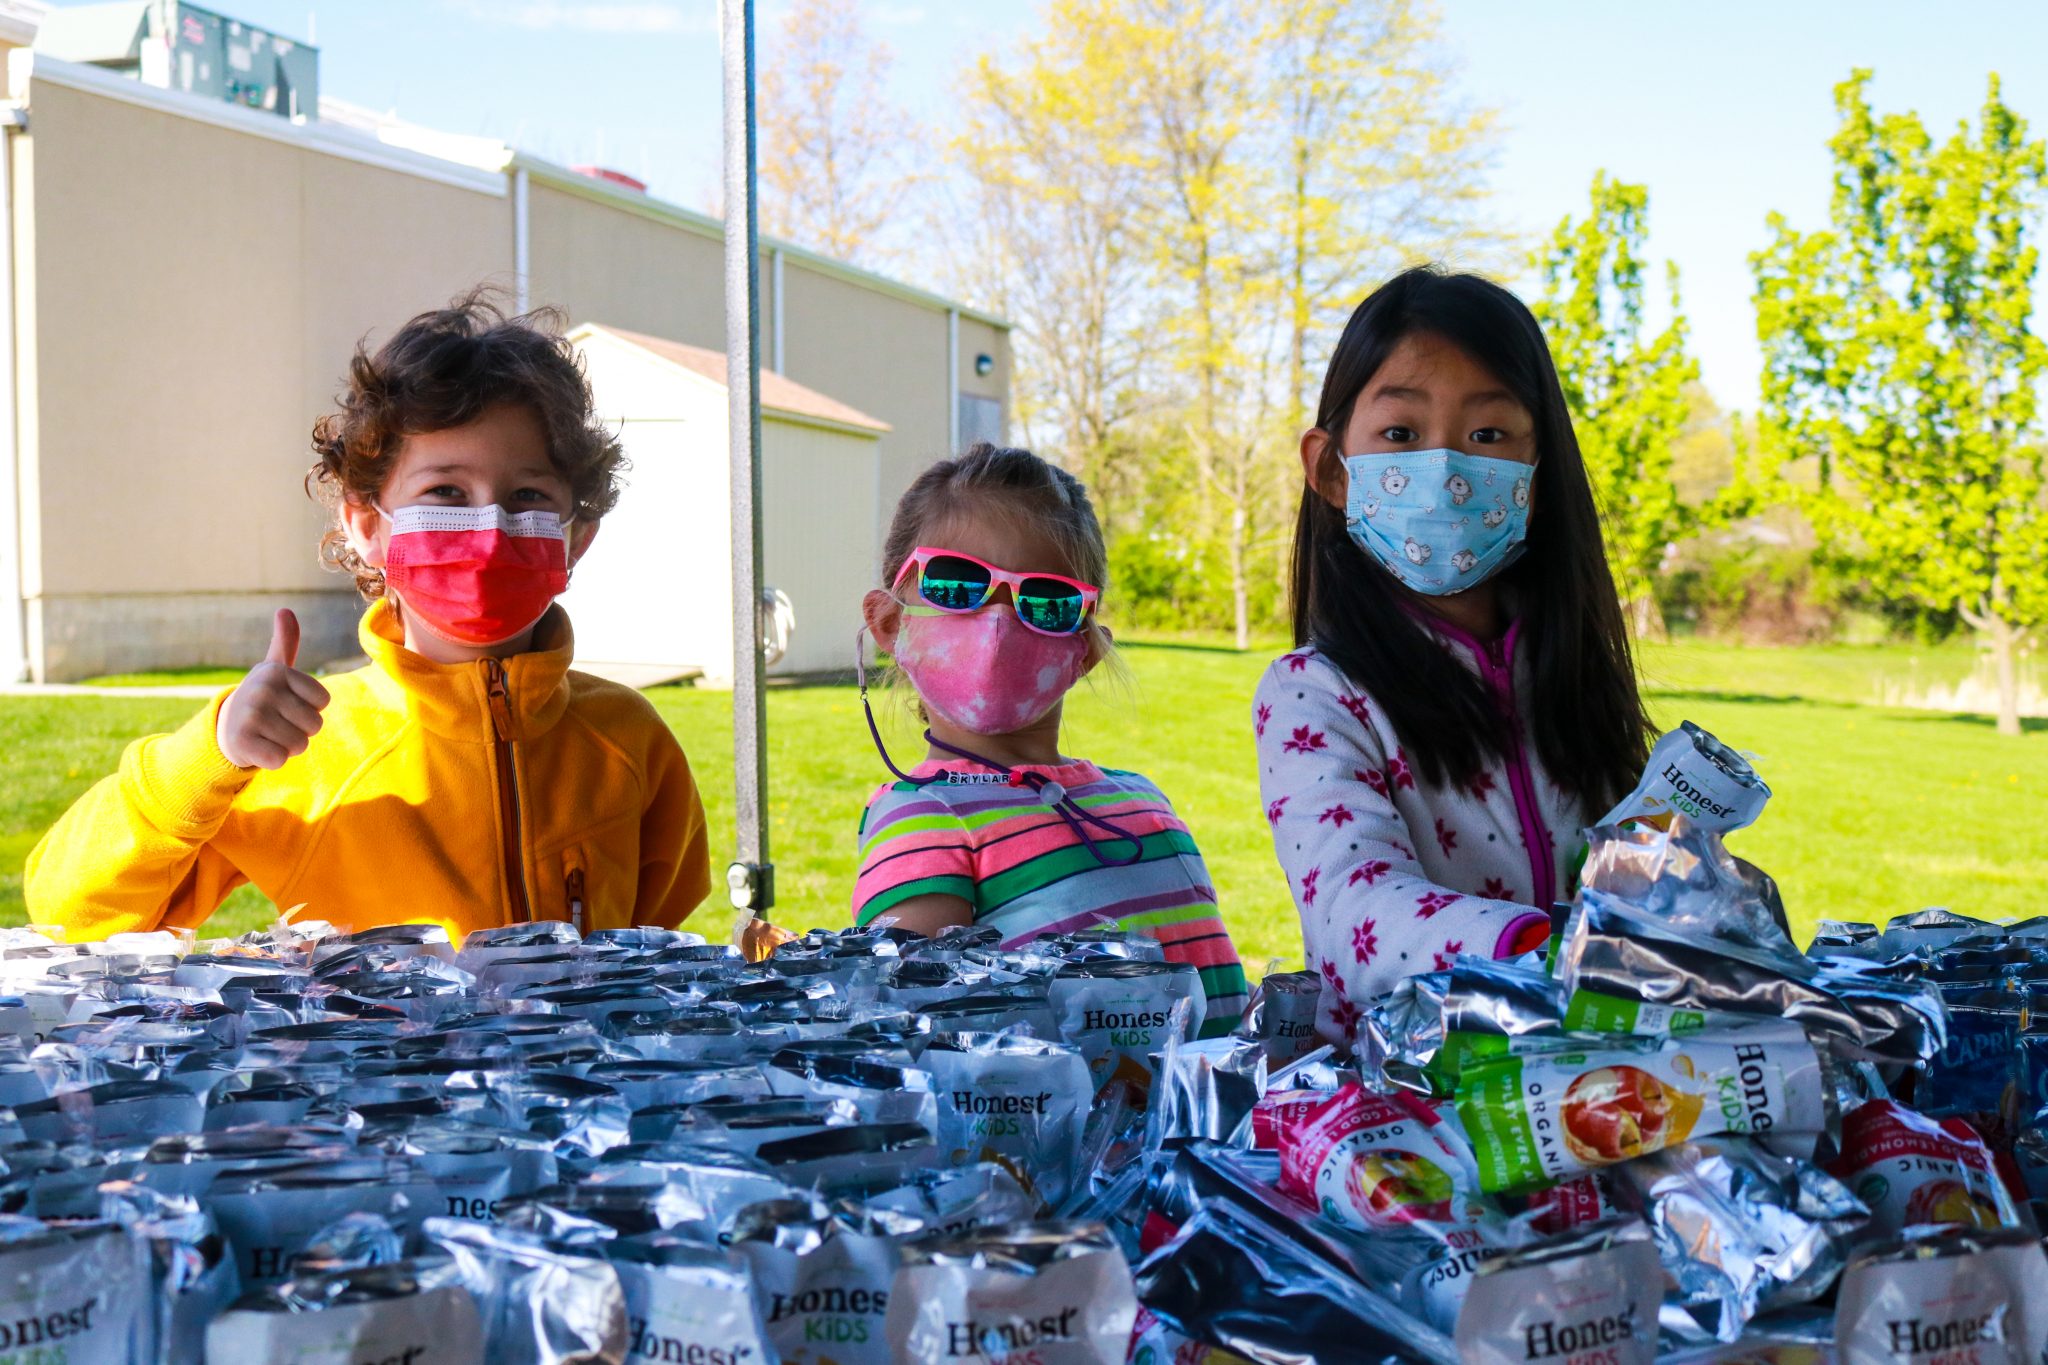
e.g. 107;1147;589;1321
853;782;977;925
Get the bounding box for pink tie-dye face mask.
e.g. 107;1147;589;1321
893;606;1090;735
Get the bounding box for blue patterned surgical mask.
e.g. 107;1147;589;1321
1341;448;1533;595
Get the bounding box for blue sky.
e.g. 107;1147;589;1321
48;0;2048;411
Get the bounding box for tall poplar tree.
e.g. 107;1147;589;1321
1534;174;1697;636
1754;71;2048;735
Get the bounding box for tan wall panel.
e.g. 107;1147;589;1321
524;182;726;346
23;78;508;600
779;263;949;557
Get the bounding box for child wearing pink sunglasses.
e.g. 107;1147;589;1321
851;443;1247;1035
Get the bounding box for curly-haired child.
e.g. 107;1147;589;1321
27;291;712;939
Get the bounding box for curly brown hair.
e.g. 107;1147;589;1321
308;288;626;597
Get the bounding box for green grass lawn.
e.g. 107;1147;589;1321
2;640;2042;972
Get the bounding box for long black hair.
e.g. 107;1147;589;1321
1290;265;1653;811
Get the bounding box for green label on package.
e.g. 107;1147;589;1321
1453;1027;1822;1193
1561;990;1709;1037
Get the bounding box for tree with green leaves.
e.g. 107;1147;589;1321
1754;71;2048;736
1534;174;1698;635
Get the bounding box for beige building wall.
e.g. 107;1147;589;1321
15;68;510;679
777;261;951;568
524;179;726;350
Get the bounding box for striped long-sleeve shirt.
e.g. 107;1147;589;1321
852;757;1248;1035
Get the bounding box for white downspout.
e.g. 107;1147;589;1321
0;106;24;683
512;165;530;313
946;307;959;453
770;247;784;374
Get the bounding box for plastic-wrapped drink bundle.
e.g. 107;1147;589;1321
0;1217;153;1364
1580;818;1795;957
1133;1196;1455;1364
424;1217;627;1365
1240;968;1321;1065
206;1257;485;1365
582;1057;771;1112
13;1077;204;1145
1608;1139;1866;1344
1273;1082;1480;1233
885;1220;1139;1365
210;1158;450;1284
311;924;457;969
128;1125;357;1202
761;1037;938;1130
1828;1100;2021;1238
1597;721;1770;834
1833;1226;2048;1365
867;1165;1039;1237
923;1031;1091;1209
754;1118;939;1193
578;1144;797;1226
921;988;1061;1041
611;1007;792;1064
607;1233;775;1365
101;1181;242;1363
373;1126;561;1221
1919;988;2022;1125
1558;893;1946;1066
1873;908;1997;960
1146;1034;1267;1151
1046;928;1168;963
731;1195;906;1365
1049;959;1204;1102
448;1070;632;1157
453;921;582;975
1454;1022;1829;1194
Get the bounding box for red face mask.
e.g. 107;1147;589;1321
379;504;570;646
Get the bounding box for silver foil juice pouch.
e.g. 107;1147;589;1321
1244;968;1321;1066
923;1031;1091;1210
1453;1219;1662;1365
609;1234;773;1365
423;1217;628;1365
1833;1227;2048;1365
1612;1138;1867;1344
206;1256;489;1365
734;1201;901;1365
1049;960;1204;1104
885;1220;1138;1365
0;1220;152;1365
1598;721;1769;834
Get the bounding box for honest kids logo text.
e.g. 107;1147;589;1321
1657;764;1738;821
1523;1303;1639;1363
0;1293;101;1364
945;1307;1082;1360
766;1286;886;1347
1081;1008;1170;1047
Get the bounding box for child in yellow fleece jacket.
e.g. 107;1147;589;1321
26;292;711;941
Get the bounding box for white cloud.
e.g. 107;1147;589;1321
444;0;712;34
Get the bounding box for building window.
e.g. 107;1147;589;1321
959;394;1005;450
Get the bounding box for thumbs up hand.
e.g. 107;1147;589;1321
215;609;333;770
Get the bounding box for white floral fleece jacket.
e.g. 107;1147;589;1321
1253;616;1587;1043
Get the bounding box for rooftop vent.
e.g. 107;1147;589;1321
38;1;318;119
571;165;647;194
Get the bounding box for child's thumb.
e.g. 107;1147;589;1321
263;608;300;670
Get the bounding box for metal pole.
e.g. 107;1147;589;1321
721;0;774;936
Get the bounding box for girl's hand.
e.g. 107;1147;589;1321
216;609;332;770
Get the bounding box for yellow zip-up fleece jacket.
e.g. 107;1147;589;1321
25;599;712;941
